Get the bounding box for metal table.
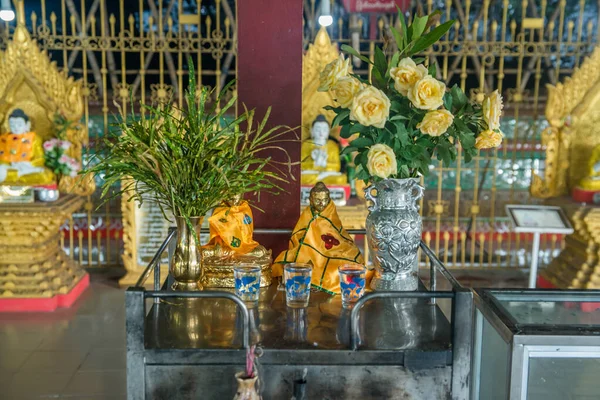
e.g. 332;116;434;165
126;230;473;399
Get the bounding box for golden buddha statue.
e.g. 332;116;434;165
578;144;600;191
0;109;54;186
201;194;272;288
273;182;367;294
301;115;347;186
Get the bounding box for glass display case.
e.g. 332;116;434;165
472;289;600;400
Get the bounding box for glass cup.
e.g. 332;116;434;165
233;264;261;306
283;263;313;308
338;264;367;308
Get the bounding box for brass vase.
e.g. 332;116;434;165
170;216;203;291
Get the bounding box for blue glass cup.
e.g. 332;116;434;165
283;263;313;308
338;264;367;308
233;264;261;306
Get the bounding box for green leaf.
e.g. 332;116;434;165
400;165;410;177
411;15;428;41
451;85;468;110
355;165;369;181
351;136;375;148
340;124;352;139
331;109;350;127
409;20;455;55
374;46;389;81
341;44;372;65
389;52;401;71
392;137;402;154
397;7;409;43
341;146;357;155
390;27;404;51
458;130;476;150
349;123;368;135
355;150;368;168
428;63;437;77
443;92;453;111
437;141;451;165
390;99;411;115
453;117;468;132
371;67;386;90
412;57;426;64
393;121;411;146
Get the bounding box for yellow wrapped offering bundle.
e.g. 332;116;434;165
206;197;259;255
273;182;368;294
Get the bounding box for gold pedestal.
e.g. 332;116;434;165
201;259;272;288
0;195;86;298
541;206;600;288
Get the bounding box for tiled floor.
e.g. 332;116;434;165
0;278;126;399
0;269;528;399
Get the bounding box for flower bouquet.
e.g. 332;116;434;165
43;138;80;178
318;10;504;291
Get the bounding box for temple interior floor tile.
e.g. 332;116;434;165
0;268;528;399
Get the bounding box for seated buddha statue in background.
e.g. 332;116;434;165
0;109;54;186
201;194;272;288
273;182;367;294
578;144;600;191
301;115;347;186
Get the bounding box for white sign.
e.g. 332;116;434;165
506;205;574;288
506;205;573;234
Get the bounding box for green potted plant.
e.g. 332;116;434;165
89;64;292;290
320;10;504;291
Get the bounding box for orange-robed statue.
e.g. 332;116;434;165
272;182;368;294
0;109;54;186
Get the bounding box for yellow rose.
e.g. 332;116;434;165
350;86;391;128
332;77;363;108
318;55;350;92
417;110;454;137
408;75;446;110
482;90;504;130
389;58;428;96
475;129;504;150
367;144;398;179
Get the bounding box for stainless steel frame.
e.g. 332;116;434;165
472;289;600;400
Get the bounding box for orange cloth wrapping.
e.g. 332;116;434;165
0;132;36;163
273;201;366;294
206;200;259;255
0;132;54;185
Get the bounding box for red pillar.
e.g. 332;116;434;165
237;1;303;255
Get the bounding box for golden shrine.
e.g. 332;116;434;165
301;27;348;186
531;46;600;199
532;46;600;289
302;27;339;141
0;2;92;310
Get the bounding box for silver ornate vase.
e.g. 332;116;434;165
365;178;424;291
